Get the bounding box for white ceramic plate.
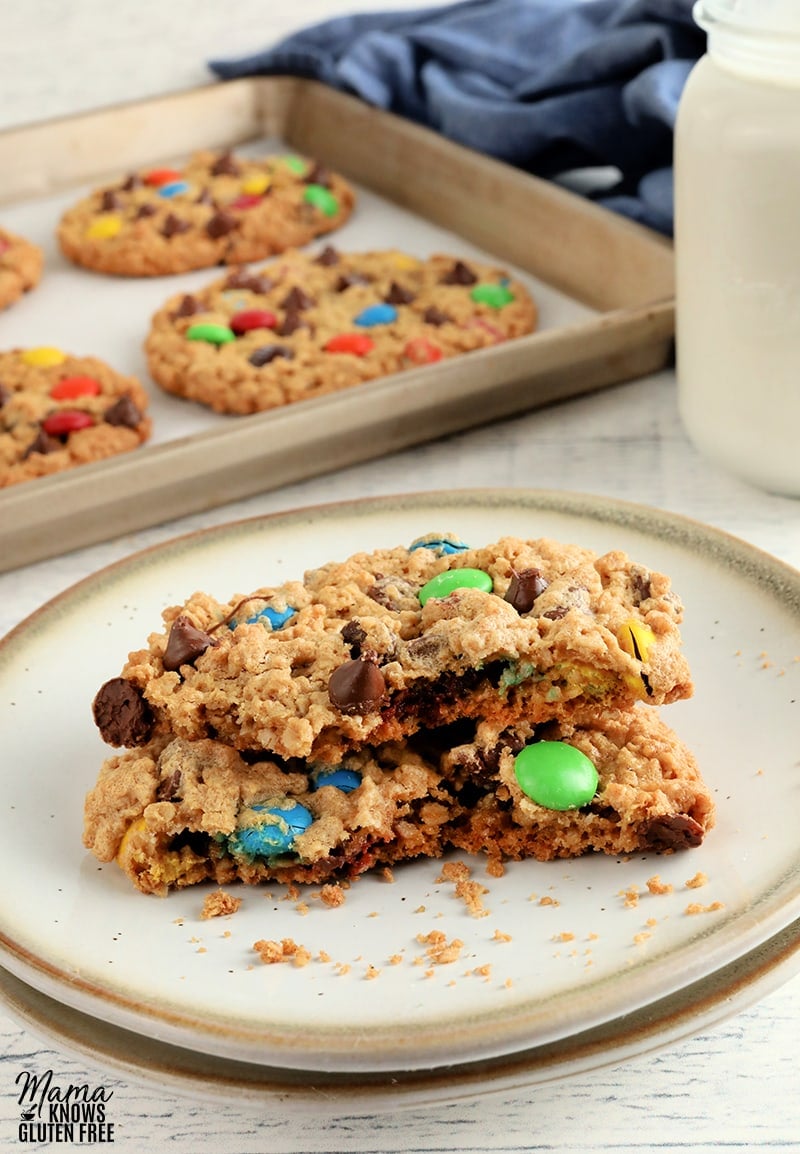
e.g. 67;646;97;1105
1;489;799;1073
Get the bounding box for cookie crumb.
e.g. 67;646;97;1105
685;901;725;915
455;878;490;918
633;931;652;945
646;874;673;895
436;861;472;883
365;965;381;980
685;871;708;889
416;930;464;965
538;895;560;907
201;890;242;919
253;937;311;966
553;931;575;943
619;885;640;909
492;929;512;943
320;883;346;908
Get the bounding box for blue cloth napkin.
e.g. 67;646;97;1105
209;0;705;235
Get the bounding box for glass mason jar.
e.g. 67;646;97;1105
675;0;800;495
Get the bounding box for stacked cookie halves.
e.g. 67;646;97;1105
83;534;715;895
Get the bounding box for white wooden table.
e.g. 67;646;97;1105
0;2;798;1147
1;369;798;1152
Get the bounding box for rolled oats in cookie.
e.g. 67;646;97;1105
57;150;356;277
0;228;43;311
91;534;692;762
0;347;151;487
144;248;538;414
82;705;712;896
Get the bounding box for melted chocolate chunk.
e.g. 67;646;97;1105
422;306;451;326
341;620;367;658
157;769;182;801
120;174;142;192
162;615;216;673
405;635;446;662
92;677;154;747
225;269;273;294
0;383;10;408
631;570;653;605
104;396;142;429
328;658;386;714
441;260;477;285
248;345;293;367
205;211;238;239
504;568;549;614
210;150;241;177
366;575;419;611
280;286;314;311
542;606;568;621
645;813;705;850
277;310;307;337
135;204;158;220
161;213;191;239
23;428;61;458
335;272;370;292
172;294;200;319
384;281;415;306
100;190;122;212
315;245;340;266
304;163;332;187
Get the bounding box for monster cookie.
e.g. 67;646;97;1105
0;347;151;487
144;248;538;414
83;737;454;895
438;705;714;866
82;706;712;896
91;533;692;763
0;228;43;310
57;150;355;277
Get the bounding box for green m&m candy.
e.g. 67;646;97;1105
185;322;236;345
282;154;308;174
418;567;493;606
514;741;599;811
304;184;340;217
470;283;515;309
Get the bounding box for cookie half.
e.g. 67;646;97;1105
83;707;712;896
0;347;151;487
145;247;538;413
57;150;355;277
91;533;692;762
0;228;43;311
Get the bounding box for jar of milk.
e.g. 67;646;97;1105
675;0;800;496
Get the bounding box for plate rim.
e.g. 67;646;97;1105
2;486;800;1071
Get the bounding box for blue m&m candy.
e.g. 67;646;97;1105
230;604;296;631
158;180;190;198
312;767;362;793
354;303;398;327
409;533;469;556
228;801;313;858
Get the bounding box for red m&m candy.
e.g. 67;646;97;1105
42;410;95;436
228;194;263;211
143;168;183;187
230;309;278;335
324;333;374;356
403;338;443;365
50;376;102;400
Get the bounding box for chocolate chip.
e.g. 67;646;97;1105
135;204;158;220
341;620;368;658
280;286;314;311
157;769;182;801
304;163;331;187
328;658;386;714
384;281;415;305
405;635;446;661
172;294;200;319
23;428;60;458
205;211;238;239
315;245;340;266
104;396;142;429
210;150;241;177
120;174;142;192
225;269;272;293
504;568;549;614
542;606;568;621
366;575;419;611
441;260;477;285
335;273;370;292
0;383;10;408
248;345;293;367
92;678;154;747
162;615;216;673
423;306;451;326
277;310;307;337
100;190;122;212
646;813;705;850
631;570;653;605
161;213;191;239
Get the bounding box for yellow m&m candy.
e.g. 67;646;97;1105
85;214;123;240
21;346;66;367
241;173;271;196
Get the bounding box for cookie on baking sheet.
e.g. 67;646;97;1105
90;532;692;764
0;346;151;487
144;247;538;414
0;228;43;311
57;150;355;277
82;706;712;896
